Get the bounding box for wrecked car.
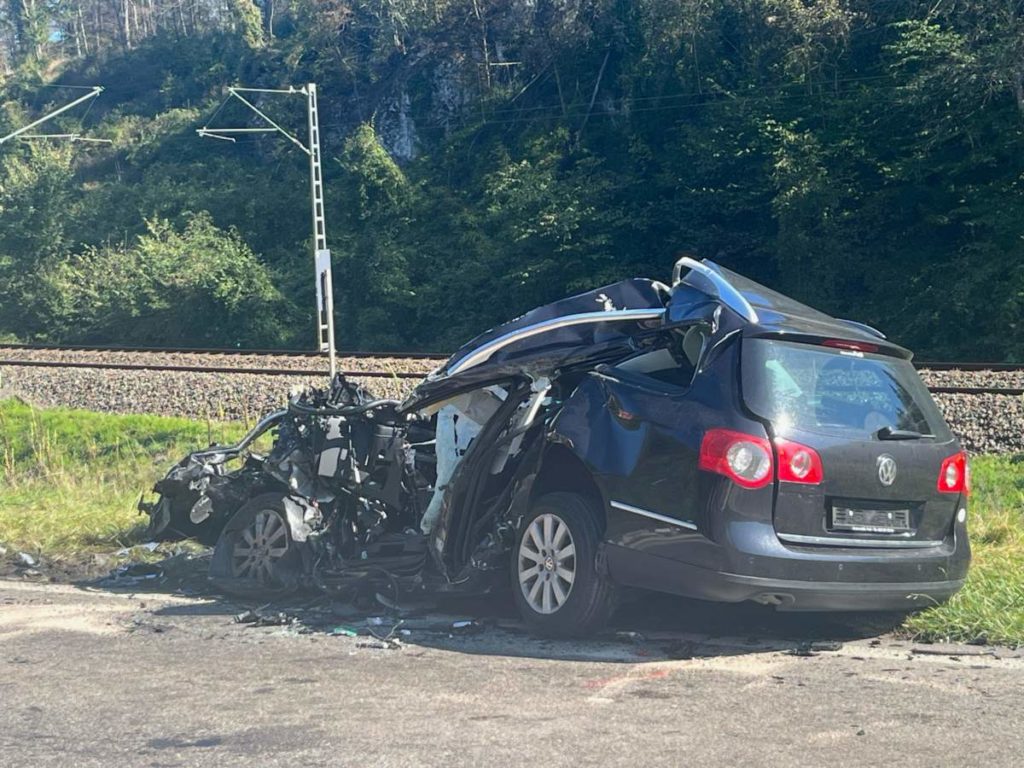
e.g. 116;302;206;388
141;257;970;636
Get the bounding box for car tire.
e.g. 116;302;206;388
510;492;616;637
209;493;306;598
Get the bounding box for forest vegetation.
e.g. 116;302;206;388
0;1;1022;359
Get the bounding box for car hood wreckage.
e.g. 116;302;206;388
140;258;969;635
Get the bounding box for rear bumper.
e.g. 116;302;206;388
603;540;967;612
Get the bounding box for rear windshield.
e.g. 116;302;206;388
741;339;950;440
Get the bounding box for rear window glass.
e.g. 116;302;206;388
741;339;949;440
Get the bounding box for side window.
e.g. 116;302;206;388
613;326;707;390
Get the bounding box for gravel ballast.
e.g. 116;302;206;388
0;365;416;420
0;347;440;376
1;353;1021;454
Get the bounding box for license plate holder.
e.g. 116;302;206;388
831;506;911;534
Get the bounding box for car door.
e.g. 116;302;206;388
550;326;729;557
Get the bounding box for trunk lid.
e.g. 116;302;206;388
741;338;962;546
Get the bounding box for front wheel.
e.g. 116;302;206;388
209;493;306;597
510;492;616;637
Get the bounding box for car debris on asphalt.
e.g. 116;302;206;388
99;562;163;587
234;608;297;628
787;640;845;657
114;542;160;557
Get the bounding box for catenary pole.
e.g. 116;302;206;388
198;84;337;377
306;84;337;378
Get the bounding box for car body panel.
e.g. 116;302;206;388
415;256;970;610
770;430;961;544
543;302;969;610
400;278;667;413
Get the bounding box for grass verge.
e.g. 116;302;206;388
0;398;243;554
902;454;1024;647
0;399;1021;645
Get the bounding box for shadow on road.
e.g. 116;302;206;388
75;552;906;664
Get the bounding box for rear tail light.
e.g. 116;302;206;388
774;438;823;484
699;429;772;489
938;452;970;496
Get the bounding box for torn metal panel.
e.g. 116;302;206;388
421;388;505;535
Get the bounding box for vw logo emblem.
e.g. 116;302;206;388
877;454;897;487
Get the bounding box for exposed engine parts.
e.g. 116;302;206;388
139;371;545;604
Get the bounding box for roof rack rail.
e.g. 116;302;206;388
446;308;666;375
839;319;886;339
672;257;759;324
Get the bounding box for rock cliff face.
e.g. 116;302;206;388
431;60;472;137
378;91;420;161
377;56;478;160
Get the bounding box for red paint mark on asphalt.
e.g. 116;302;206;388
584;668;670;690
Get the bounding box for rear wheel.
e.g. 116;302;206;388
511;492;616;637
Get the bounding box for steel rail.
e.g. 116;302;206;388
917;362;1024;372
926;385;1024;396
0;359;423;379
0;342;448;360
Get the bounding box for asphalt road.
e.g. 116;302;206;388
2;579;1022;767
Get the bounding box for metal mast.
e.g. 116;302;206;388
198;84;337;377
307;84;336;376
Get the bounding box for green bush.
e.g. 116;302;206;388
39;212;291;347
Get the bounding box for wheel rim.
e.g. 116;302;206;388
231;509;289;582
518;513;576;614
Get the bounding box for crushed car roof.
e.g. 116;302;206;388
401;258;907;411
401;278;668;410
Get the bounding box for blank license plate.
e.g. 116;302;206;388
831;507;911;534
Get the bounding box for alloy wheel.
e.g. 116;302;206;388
231;508;290;582
518;512;576;614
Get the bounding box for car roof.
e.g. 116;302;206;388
399;278;667;412
677;259;909;357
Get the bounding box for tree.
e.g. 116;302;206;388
332;123;418;349
0;0;1022;359
0;143;74;336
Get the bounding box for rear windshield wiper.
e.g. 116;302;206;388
876;426;933;441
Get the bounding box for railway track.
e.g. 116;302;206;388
0;357;425;379
0;342;448;360
0;359;1020;395
1;342;1020;453
0;343;1021;395
4;341;1021;369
